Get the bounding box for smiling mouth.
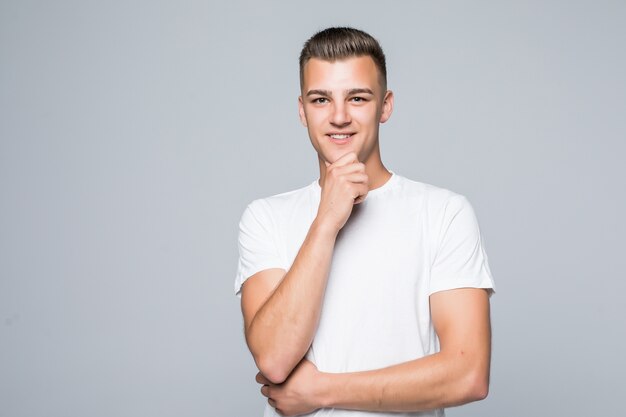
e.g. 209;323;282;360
327;133;354;143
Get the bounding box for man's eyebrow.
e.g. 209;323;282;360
306;89;332;97
347;88;374;95
305;88;375;97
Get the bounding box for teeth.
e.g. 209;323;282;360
330;134;351;139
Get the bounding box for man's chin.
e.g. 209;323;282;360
320;149;359;166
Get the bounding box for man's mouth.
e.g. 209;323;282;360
327;133;355;143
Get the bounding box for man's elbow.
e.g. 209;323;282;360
255;355;292;385
462;368;490;402
468;376;489;402
246;333;292;384
247;336;299;384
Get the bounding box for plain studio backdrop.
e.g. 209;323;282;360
1;1;625;416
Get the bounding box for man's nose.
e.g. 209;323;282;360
330;102;351;126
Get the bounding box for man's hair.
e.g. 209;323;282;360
299;27;387;90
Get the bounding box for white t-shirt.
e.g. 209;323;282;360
235;172;495;417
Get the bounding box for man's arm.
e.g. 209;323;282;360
259;288;491;414
242;152;368;384
242;221;337;384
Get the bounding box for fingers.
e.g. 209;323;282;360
352;183;369;203
325;160;366;188
264;389;285;416
267;397;285;416
318;151;369;231
324;152;367;184
330;151;359;167
342;172;368;184
330;162;366;177
261;384;275;413
325;169;368;199
255;372;270;385
257;373;284;415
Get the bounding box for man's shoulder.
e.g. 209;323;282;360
243;180;317;218
395;174;466;207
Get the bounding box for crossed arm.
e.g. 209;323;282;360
254;287;491;415
241;220;492;415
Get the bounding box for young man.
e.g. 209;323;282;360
234;27;495;417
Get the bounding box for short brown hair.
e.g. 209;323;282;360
299;27;387;90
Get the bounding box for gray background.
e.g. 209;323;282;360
1;1;625;416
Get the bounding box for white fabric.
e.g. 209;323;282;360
235;172;495;417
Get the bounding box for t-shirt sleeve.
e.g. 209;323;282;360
429;195;495;295
234;200;286;298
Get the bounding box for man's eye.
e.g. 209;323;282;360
312;98;328;104
350;97;366;102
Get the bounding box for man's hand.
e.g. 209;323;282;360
257;359;326;416
317;152;369;232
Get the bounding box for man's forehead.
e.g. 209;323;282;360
301;56;382;91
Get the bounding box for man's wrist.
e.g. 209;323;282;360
317;371;338;409
311;217;340;239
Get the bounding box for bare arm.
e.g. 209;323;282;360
322;288;491;411
242;152;368;384
242;221;337;384
259;288;491;414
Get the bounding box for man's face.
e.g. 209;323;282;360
298;56;393;165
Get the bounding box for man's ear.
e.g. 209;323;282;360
380;90;394;123
298;96;308;127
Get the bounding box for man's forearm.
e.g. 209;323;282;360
316;290;492;412
319;349;490;412
246;218;337;383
